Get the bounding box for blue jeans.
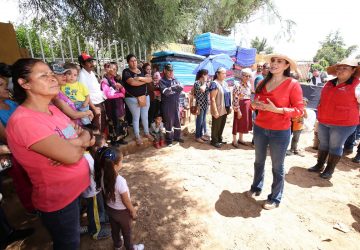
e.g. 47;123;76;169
251;125;290;204
195;107;208;138
318;123;357;156
125;96;150;138
38;198;80;250
74;101;91;125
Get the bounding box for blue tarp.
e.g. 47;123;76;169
194;32;236;56
236;47;257;67
155;61;199;86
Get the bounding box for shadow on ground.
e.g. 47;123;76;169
2;146;207;250
285;166;333;188
215;190;263;218
348;204;360;233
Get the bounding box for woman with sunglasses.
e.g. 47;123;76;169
6;58;93;249
308;59;360;179
248;54;304;210
232;68;253;148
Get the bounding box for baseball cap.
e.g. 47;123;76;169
164;63;173;71
78;52;95;64
49;63;70;74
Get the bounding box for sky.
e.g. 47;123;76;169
1;0;359;61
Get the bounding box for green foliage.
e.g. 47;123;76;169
18;0;281;48
311;63;324;72
313;31;358;65
250;36;273;54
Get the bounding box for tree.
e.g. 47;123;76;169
18;0;287;47
313;31;358;65
250;37;273;54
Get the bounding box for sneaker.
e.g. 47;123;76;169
196;138;205;143
80;225;88;235
133;244;145;250
246;190;261;198
174;138;184;143
294;150;305;157
211;142;222;148
144;134;154;141
92;227;111;240
167;143;173;147
262;201;279;210
343;148;353;156
352;153;360;163
286;150;294;156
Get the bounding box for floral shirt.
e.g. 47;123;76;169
232;81;251;112
194;80;209;111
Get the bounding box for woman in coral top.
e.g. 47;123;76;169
6;58;93;249
248;54;304;210
308;59;360;179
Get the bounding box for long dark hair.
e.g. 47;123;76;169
11;58;43;104
126;54;136;63
94;146;123;202
195;69;208;81
0;63;12;78
255;64;291;94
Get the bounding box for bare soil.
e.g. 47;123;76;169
3;114;360;250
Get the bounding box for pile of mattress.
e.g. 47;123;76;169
194;32;237;56
151;51;205;87
235;47;257;67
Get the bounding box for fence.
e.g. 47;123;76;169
24;31;149;75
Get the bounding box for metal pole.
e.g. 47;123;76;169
85;37;89;54
133;42;136;55
138;43;141;61
49;39;55;62
26;30;34;58
100;38;104;66
126;42;129;56
121;41;125;69
67;36;74;62
37;32;45;61
144;45;147;62
77;36;81;56
59;35;65;62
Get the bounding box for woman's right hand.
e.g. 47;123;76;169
213;112;220;119
237;112;242;120
86;110;94;121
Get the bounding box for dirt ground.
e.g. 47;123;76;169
2;113;360;250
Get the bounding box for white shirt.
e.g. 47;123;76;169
82;152;100;198
104;175;130;210
78;68;105;104
355;84;360;103
314;76;322;85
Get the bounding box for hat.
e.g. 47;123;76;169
326;58;360;77
50;63;70;74
265;53;298;71
78;52;95;64
164;63;173;71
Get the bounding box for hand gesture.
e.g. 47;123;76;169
130;209;137;220
262;98;279;113
237;111;242;120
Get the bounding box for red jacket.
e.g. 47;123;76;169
255;78;304;130
318;77;360;126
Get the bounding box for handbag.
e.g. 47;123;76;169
190;105;200;115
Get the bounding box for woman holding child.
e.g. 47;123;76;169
6;58;93;249
248;53;304;210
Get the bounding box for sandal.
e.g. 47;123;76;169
232;142;239;148
135;137;143;146
237;140;248;146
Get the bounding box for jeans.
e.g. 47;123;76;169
74;101;91;125
38;198;80;250
318;123;357;156
125;96;150;138
195;107;208;139
251;124;290;204
344;124;360;150
290;130;302;150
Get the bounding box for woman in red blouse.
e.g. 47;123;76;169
248;54;304;210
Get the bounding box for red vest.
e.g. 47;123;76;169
318;77;360;126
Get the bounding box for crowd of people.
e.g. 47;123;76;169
0;51;359;249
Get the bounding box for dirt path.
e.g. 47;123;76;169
3;116;360;250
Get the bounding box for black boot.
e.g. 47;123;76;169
320;154;341;179
308;150;328;172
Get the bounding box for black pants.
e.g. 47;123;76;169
107;207;133;250
148;100;161;126
211;114;227;144
290;130;302;150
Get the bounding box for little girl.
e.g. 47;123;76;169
94;147;144;250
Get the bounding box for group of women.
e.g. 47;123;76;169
192;53;360;210
0;51;359;248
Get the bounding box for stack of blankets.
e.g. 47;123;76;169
194;32;237;56
150;51;205;92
